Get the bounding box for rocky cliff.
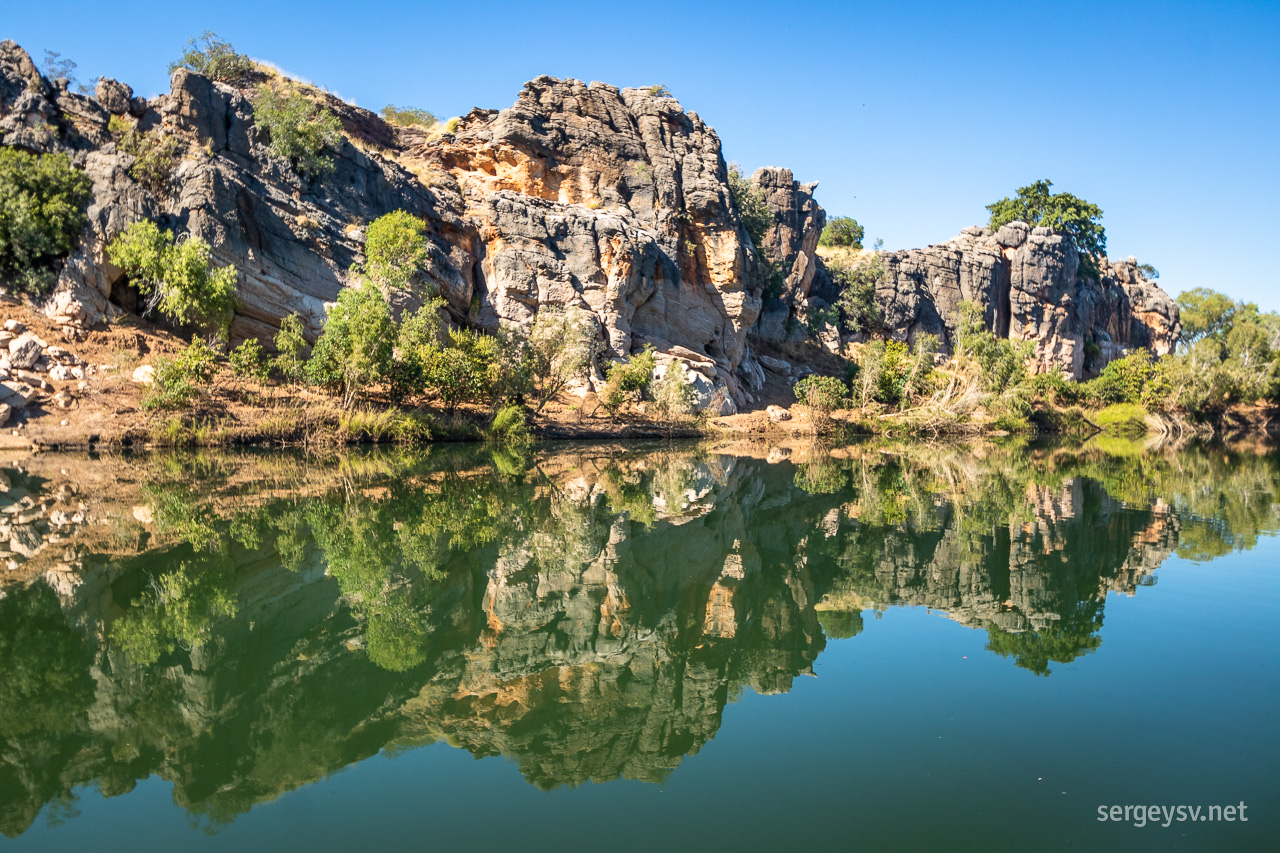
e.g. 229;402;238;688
749;172;1181;379
0;39;1179;407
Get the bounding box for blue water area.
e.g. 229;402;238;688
0;442;1275;851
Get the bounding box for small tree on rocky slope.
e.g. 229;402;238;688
986;179;1105;275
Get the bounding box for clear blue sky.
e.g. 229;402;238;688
5;0;1277;307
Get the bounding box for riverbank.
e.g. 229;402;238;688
0;302;1273;451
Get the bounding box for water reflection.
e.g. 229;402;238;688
0;438;1276;834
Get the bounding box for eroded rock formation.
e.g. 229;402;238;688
0;38;1180;404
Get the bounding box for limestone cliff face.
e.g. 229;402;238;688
0;38;1178;399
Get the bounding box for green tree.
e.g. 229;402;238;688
306;279;396;407
273;313;309;383
229;338;270;383
1176;288;1237;348
820;216;864;249
106;220;237;338
986;179;1106;274
387;297;445;402
170;32;255;82
363;210;429;290
793;374;849;429
830;253;886;335
0;582;94;737
602;347;657;416
423;328;502;413
0;148;93;295
525;306;601;414
253;86;343;178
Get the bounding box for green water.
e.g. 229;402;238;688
0;439;1276;851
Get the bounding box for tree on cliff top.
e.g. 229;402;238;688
986;179;1106;274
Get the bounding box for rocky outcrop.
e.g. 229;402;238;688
0;37;1179;406
749;178;1181;379
0;43;768;412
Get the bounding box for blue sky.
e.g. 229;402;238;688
5;0;1277;307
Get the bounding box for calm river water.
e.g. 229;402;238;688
0;439;1275;851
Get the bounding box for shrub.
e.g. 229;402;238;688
849;339;930;407
253;86;343;178
422;328;501;413
727;164;772;251
143;338;219;411
170;32;255;82
306;278;395;407
387;297;445;402
380;106;437;127
106;221;237;338
1080;353;1155;405
273;313;309;383
793;374;849;430
0;148;93;295
953;301;1031;394
986;179;1105;275
111;121;181;194
229;338;270;383
363;210;428;290
820;216;864;249
602;347;656;415
525;306;601;414
830;253;885;335
1093;403;1149;437
485;402;532;447
651;361;696;421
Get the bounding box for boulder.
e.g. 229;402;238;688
7;333;42;370
131;365;155;384
766;405;792;422
94;77;133;114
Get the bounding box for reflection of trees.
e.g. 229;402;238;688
0;439;1276;835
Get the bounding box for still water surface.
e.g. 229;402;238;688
0;439;1276;851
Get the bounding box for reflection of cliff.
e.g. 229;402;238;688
0;441;1276;835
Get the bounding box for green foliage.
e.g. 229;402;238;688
363;210;429;290
793;375;850;415
110;562;238;667
602;347;657;415
1093;403;1149;437
1081;353;1156;405
0;582;95;737
1138;263;1159;279
273;313;309;383
819;216;864;249
143;338;219;411
387;298;445;402
651;361;697;421
727;163;772;252
229;338;270;383
830;253;886;335
380;105;437;127
486;402;532;448
253;85;343;178
525;306;601;414
848;336;936;408
423;328;501;413
106;221;237;337
0;148;93;295
646;84;672;97
306;279;395;407
111;121;181;194
954;301;1031;394
1177;287;1237;348
169;31;255;82
986;179;1105;274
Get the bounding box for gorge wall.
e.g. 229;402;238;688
0;39;1180;409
